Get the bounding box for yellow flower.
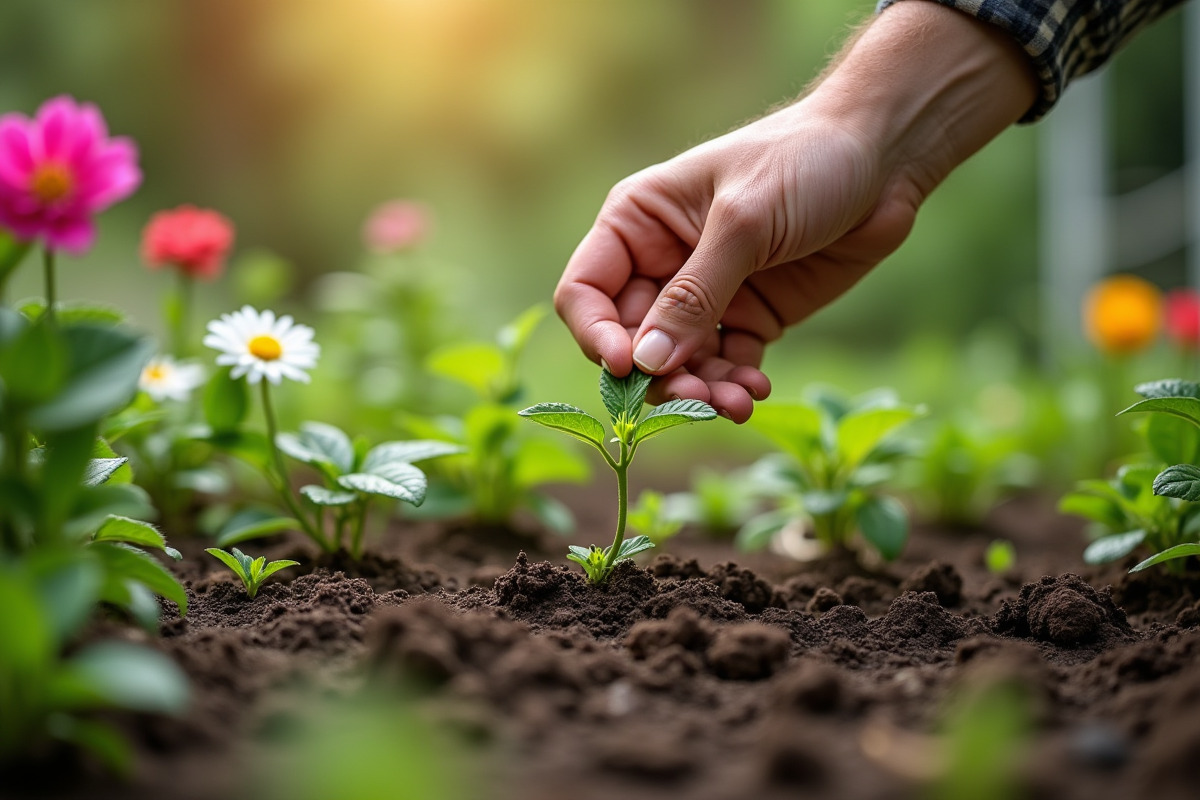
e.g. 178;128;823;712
1083;275;1161;355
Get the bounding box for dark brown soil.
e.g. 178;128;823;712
7;492;1200;800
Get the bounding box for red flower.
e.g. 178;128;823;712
1165;289;1200;350
362;200;430;254
142;205;234;280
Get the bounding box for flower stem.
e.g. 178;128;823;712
259;381;329;550
172;272;193;357
350;500;368;560
42;247;56;324
601;440;631;578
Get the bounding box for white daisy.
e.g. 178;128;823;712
203;305;320;385
139;356;206;403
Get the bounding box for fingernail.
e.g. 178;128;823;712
600;358;612;374
747;386;759;400
632;329;676;372
719;409;733;420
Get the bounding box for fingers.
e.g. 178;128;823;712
630;197;764;376
554;225;635;375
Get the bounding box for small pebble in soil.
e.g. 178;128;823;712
1068;723;1130;770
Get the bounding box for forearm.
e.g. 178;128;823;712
799;0;1038;203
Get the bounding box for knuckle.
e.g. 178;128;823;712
657;277;716;324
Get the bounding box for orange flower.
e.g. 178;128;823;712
1083;275;1162;354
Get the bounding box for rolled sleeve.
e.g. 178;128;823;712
877;0;1188;122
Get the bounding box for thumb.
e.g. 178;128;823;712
631;203;761;374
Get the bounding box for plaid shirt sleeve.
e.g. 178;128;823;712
876;0;1188;122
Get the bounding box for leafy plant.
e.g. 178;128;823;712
519;367;717;583
402;306;591;533
985;539;1017;574
205;547;300;598
1060;379;1200;572
735;387;923;561
908;418;1038;526
0;550;189;775
626;489;685;547
660;464;776;538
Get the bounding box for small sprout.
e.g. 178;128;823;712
984;539;1016;574
520;368;717;584
205;547;300;598
627;489;684;546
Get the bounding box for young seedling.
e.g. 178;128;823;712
519;368;717;583
205;547;300;598
627;489;685;547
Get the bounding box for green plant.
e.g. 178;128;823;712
984;539;1017;574
908;418;1038;525
519;367;717;583
0;550;189;775
204;547;300;598
735;386;923;561
626;489;685;547
1060;379;1200;572
662;464;775;537
402;305;591;533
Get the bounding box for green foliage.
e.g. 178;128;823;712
0;551;189;775
626;490;684;546
273;421;463;557
1063;378;1200;572
405;306;591;533
520;367;717;584
205;547;300;598
736;386;922;562
984;539;1017;574
929;679;1031;800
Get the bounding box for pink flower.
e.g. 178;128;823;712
142;205;235;280
362;200;431;254
1165;288;1200;350
0;96;140;254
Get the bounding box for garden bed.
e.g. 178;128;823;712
9;491;1200;800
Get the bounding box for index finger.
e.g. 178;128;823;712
554;223;635;375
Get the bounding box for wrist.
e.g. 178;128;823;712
801;0;1038;200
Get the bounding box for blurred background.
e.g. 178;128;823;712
0;0;1190;483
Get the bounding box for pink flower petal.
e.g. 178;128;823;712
0;116;33;187
35;96;77;161
45;216;95;255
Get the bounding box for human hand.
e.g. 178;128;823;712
555;1;1037;423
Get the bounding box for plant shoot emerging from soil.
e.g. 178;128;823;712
519;367;716;583
205;547;300;598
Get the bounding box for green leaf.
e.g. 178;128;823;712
300;485;357;506
101;407;165;442
339;462;427;505
1058;492;1125;530
599;367;652;427
1135;379;1200;399
91;542;187;616
206;547;251;589
1145;413;1200;465
496;304;547;357
984;539;1017;574
30;325;155;431
257;559;301;582
276;421;355;475
427;342;505;398
1083;530;1146;564
22;301;126;326
361;440;465;472
83;457;129;488
801;489;848;516
633;399;717;444
1119;396;1200;430
1153;464;1200;501
0;314;67;406
735;509;795;552
856;495;908;561
613;534;655;560
517;403;606;448
207;430;272;470
46;716;133;777
836;406;919;469
512;438;591;489
1130;543;1200;572
215;509;299;547
202;367;249;434
0;227;31;293
524;491;575;535
747;403;824;463
92;516;172;553
66;641;189;714
66;484;156;538
27;552;103;645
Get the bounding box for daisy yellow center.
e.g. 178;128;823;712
30;163;74;204
144;365;168;382
248;334;283;361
